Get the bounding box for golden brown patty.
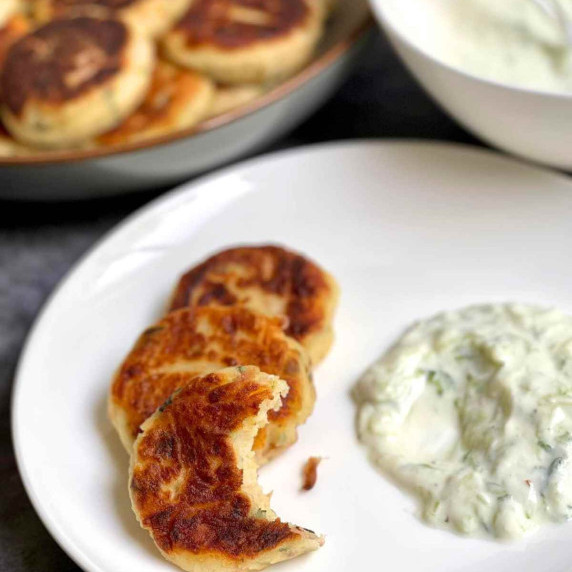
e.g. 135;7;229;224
169;245;339;365
1;16;154;147
34;0;191;37
163;0;325;84
110;305;315;463
130;366;324;572
3;16;128;115
97;61;214;146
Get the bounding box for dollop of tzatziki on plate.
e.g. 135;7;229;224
355;304;572;539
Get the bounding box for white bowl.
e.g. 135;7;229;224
370;0;572;171
0;1;372;201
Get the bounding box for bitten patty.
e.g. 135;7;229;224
129;366;324;572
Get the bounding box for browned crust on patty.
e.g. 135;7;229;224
97;62;207;145
1;17;128;115
174;0;310;50
0;15;29;72
111;305;314;459
169;245;338;361
130;367;297;559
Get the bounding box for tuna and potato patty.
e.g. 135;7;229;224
109;305;315;463
129;366;324;572
170;245;339;366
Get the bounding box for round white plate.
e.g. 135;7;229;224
12;141;572;572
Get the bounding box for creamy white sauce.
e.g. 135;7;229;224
383;0;572;94
355;304;572;539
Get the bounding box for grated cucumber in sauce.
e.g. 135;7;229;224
355;304;572;539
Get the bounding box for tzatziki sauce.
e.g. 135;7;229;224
382;0;572;94
355;304;572;539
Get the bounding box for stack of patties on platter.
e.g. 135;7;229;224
109;245;339;572
0;0;336;156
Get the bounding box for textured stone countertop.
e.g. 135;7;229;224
0;32;481;571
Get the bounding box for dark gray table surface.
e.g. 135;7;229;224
0;31;482;571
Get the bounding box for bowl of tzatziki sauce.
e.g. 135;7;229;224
370;0;572;170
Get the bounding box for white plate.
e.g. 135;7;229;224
12;141;572;572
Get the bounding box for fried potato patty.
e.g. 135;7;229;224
162;0;325;85
110;305;315;462
97;61;214;146
169;245;339;365
130;366;324;572
1;15;155;148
